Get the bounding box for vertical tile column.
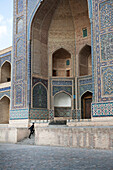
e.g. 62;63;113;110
92;0;113;118
10;0;29;120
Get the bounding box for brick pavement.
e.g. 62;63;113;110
0;143;113;170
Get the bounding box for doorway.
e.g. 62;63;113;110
81;91;92;119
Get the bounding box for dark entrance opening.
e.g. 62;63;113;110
81;91;92;119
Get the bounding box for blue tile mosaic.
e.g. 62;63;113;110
30;109;49;120
10;109;29;119
17;0;23;14
32;78;48;88
15;85;22;105
0;91;10;99
17;39;23;57
16;60;23;80
99;0;113;30
33;83;47;108
54;107;71;117
52;81;72;86
53;86;72;96
100;32;113;61
102;67;113;96
0;55;11;67
17;18;23;34
92;102;113;117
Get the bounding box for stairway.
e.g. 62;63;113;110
17;134;35;145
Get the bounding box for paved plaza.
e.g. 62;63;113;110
0;144;113;170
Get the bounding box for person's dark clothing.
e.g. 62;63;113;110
29;124;34;139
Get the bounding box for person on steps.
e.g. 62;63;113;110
28;123;35;139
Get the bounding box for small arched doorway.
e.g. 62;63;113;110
0;96;10;124
54;92;71;117
79;45;92;76
52;48;71;77
81;91;92;119
1;61;11;83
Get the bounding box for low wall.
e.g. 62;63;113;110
0;127;29;143
35;126;113;150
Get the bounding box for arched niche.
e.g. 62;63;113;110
81;91;92;119
1;61;11;83
33;83;47;108
79;45;92;76
0;96;10;124
54;92;71;117
52;48;71;77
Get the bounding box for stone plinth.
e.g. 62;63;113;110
35;126;113;150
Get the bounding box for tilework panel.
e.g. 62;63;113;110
15;85;22;105
16;60;23;80
33;83;47;108
99;0;113;30
0;91;10;99
52;81;72;86
32;77;48;88
17;18;23;33
17;39;23;57
10;109;29;119
72;109;76;119
79;77;92;85
53;86;72;96
17;0;23;14
92;102;113;117
102;67;113;96
49;110;54;120
0;51;11;58
0;55;11;67
100;32;113;61
30;109;49;120
54;107;71;117
77;110;81;119
80;84;92;96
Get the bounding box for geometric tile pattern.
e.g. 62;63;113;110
49;110;54;120
92;102;113;117
54;107;71;117
30;109;49;120
100;33;113;61
52;80;72;86
72;109;76;119
53;86;72;96
17;39;23;57
0;91;10;99
17;18;23;33
93;0;113;105
32;77;48;89
16;60;23;80
15;85;22;105
33;83;47;108
0;55;11;67
99;0;113;30
10;109;29;119
102;67;113;96
17;0;23;14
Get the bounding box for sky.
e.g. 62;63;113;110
0;0;13;51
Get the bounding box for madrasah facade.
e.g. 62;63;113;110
0;0;113;128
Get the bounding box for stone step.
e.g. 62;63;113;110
17;134;35;145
